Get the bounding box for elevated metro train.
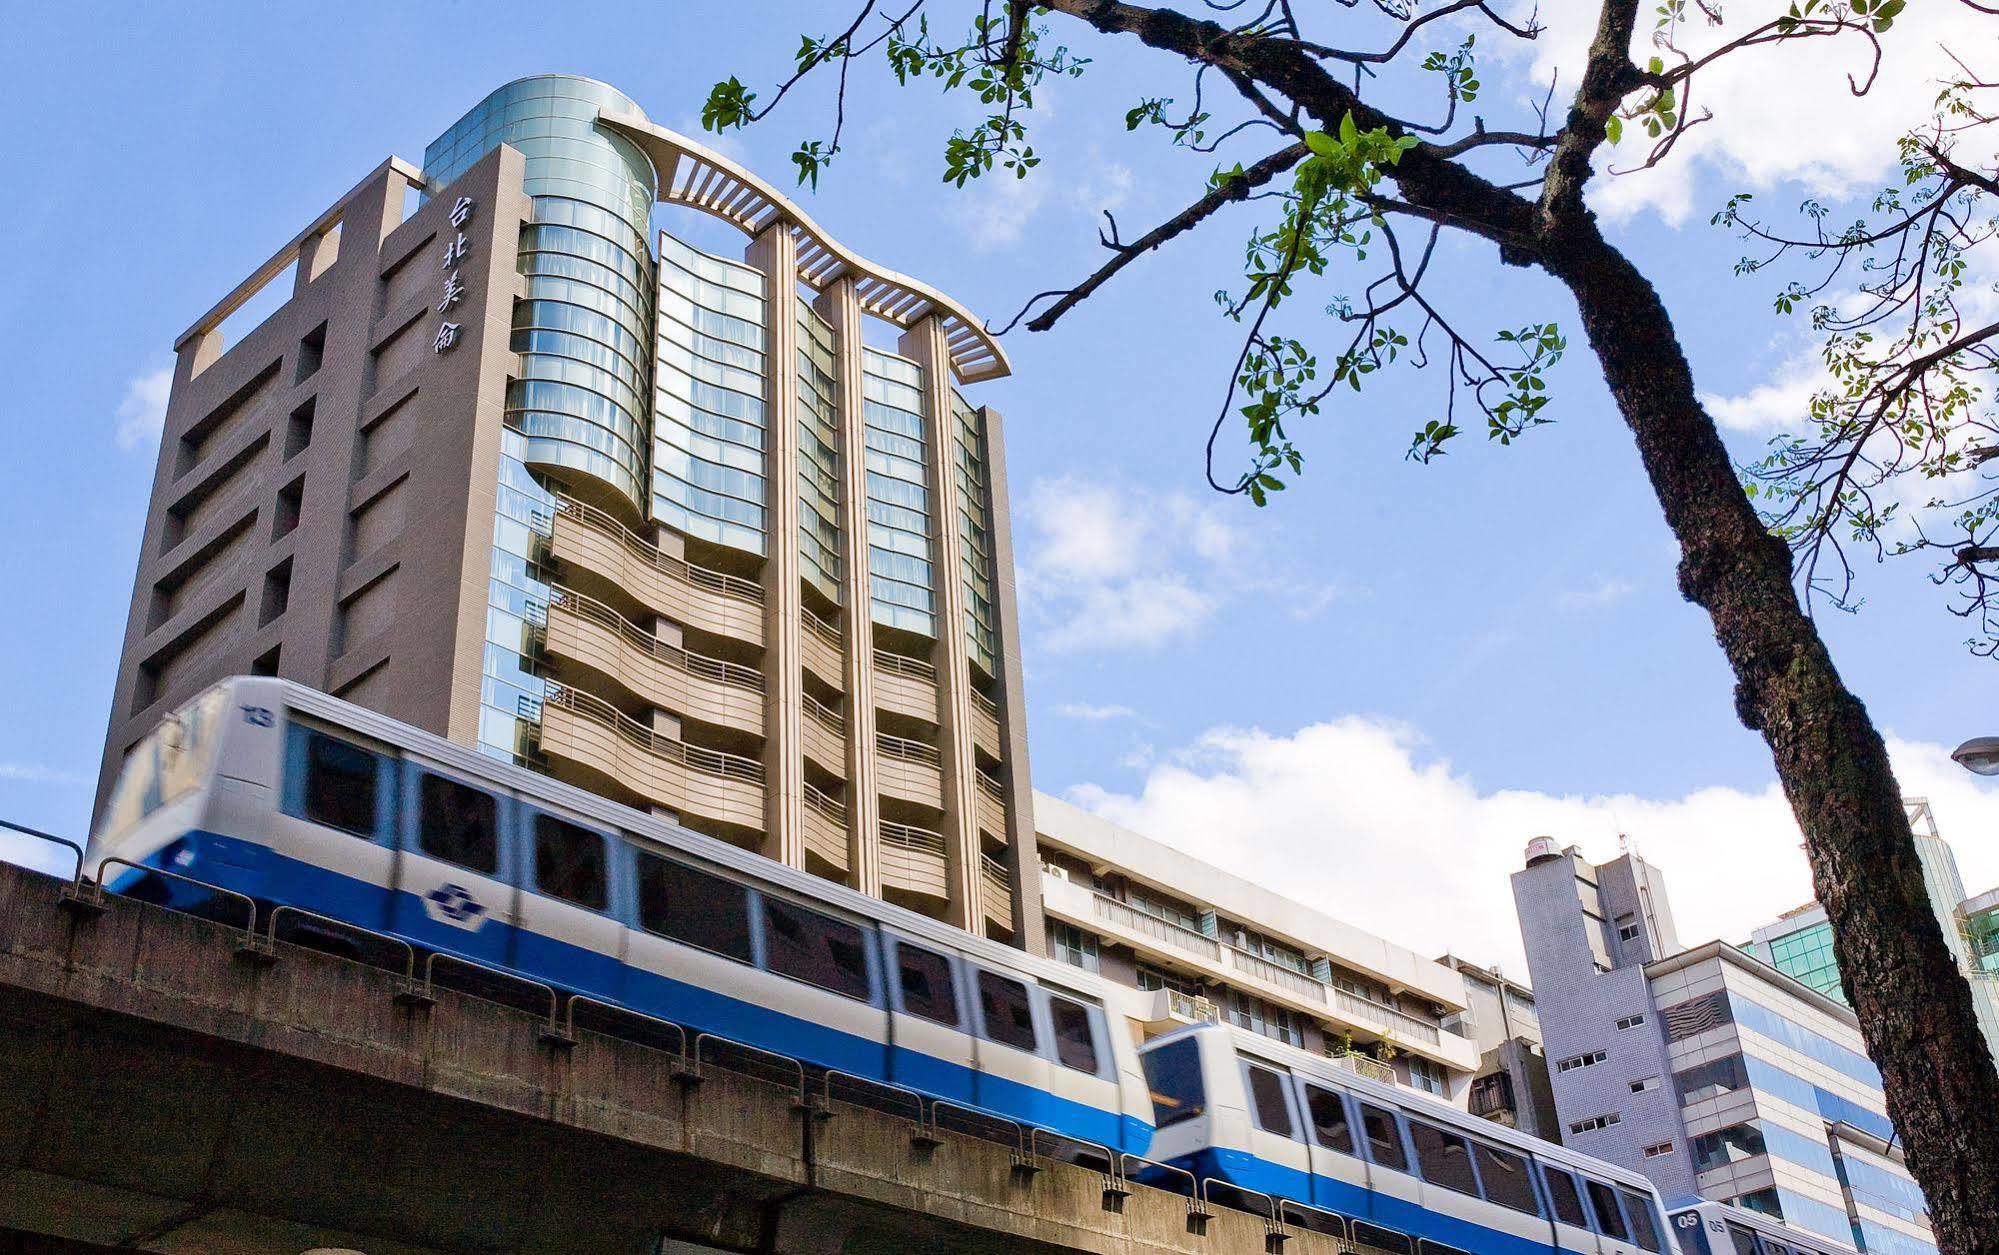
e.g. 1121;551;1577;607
1664;1199;1858;1255
93;678;1687;1254
1140;1023;1674;1255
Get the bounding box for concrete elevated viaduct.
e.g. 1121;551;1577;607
0;857;1380;1255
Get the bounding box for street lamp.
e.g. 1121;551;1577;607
1952;736;1999;777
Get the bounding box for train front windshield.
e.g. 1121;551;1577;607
96;686;232;843
1142;1038;1206;1127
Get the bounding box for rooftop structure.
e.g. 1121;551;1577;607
1513;841;1936;1255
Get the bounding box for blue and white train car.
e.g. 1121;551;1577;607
90;677;1154;1156
1139;1023;1679;1255
1664;1198;1856;1255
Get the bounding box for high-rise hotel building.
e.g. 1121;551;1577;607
94;76;1044;948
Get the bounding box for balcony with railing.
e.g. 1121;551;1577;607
1090;892;1221;962
980;854;1012;929
802;605;844;687
881;820;949;900
1328;1052;1397;1086
1229;947;1327;1005
873;648;939;723
802;782;848;872
969;686;1002;758
801;691;846;776
876;731;943;808
541;586;765;737
973;769;1007;839
1333;987;1443;1047
537;684;764;830
545;496;763;646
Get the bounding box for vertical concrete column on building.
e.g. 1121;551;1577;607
978;404;1046;955
900;318;983;937
816;280;882;895
748;226;805;871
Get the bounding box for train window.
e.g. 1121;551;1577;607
1585;1179;1631;1241
1543;1167;1588;1228
1360;1104;1408;1171
292;728;378;837
1408;1120;1477;1196
1246;1065;1294;1139
1048;996;1100;1074
763;897;871;1000
1620;1190;1664;1253
1304;1084;1355;1153
1723;1222;1760;1255
1471;1142;1539;1215
417;773;497;873
977;971;1038;1051
895;943;958;1025
636;852;753;962
533;814;606;910
1142;1039;1205;1126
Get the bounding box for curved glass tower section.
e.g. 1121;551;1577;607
654;234;769;555
861;348;937;636
424;75;658;512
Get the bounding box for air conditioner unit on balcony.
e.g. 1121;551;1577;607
1045;863;1069;881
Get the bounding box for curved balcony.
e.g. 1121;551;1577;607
873;649;938;725
802;692;846;777
970;688;1002;760
980;854;1012;931
974;770;1007;841
543;587;765;737
876;732;943;810
803;783;849;873
802;607;844;689
548;496;764;647
538;684;764;831
881;821;948;902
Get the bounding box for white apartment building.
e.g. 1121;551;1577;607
1033;792;1482;1103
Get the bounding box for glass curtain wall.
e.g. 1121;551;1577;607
797;306;843;602
424;75;657;512
654;233;769;556
951;391;998;676
420;75;659;764
860;349;937;636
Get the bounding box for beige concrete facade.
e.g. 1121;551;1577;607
96;145;530;818
95;78;1044;952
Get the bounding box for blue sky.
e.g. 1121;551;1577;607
2;1;1992;965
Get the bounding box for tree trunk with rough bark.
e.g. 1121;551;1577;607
1543;219;1999;1247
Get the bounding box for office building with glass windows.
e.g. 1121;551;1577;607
94;75;1043;947
1745;800;1999;1075
1032;792;1484;1102
1513;840;1937;1255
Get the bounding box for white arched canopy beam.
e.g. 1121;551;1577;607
600;111;1012;385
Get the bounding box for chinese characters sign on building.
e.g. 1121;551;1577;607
433;195;475;354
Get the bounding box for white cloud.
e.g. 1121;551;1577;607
952;169;1052;251
114;365;172;452
1020;474;1338;653
1702;347;1825;433
0;761;86;786
1056;702;1138;720
1502;0;1982;225
1069;715;1999;974
1558;575;1635;611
